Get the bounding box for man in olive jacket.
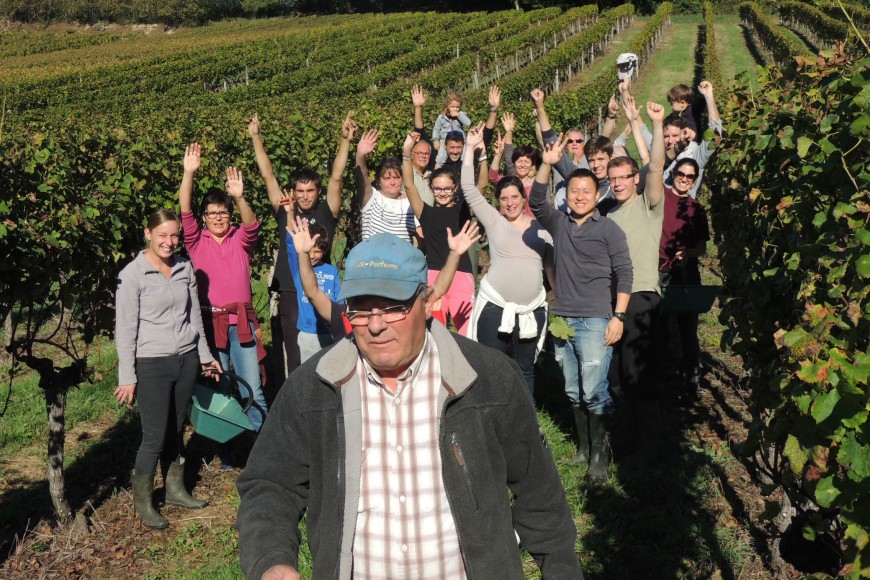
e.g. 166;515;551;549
237;233;582;580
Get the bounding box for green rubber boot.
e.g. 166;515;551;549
131;471;169;530
165;459;208;509
586;413;610;485
571;406;590;465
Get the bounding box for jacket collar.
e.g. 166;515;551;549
315;319;477;396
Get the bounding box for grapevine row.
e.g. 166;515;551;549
739;2;810;65
817;0;870;30
701;1;723;89
778;1;849;50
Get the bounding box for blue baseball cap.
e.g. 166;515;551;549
338;234;428;302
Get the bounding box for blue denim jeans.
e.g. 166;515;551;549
559;317;613;414
217;323;268;433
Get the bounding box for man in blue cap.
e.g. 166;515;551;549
237;233;582;580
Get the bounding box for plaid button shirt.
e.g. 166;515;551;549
354;333;466;579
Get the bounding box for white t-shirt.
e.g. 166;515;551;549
361;188;419;243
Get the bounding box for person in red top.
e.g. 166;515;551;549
658;158;710;393
178;143;268;444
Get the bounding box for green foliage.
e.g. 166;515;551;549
701;2;723;88
817;0;870;31
739;1;812;64
706;50;870;576
778;1;852;50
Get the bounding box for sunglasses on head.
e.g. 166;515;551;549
674;170;697;181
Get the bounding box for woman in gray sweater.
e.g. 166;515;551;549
115;208;222;529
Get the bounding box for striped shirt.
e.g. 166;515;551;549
354;333;466;579
361;187;419;243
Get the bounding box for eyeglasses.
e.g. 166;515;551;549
204;211;231;219
346;302;417;326
566;138;584;144
412;150;431;157
674;170;697;182
609;173;637;183
432;186;454;193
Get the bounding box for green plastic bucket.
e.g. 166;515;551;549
187;372;254;443
661;284;722;314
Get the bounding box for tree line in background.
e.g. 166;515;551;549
0;0;737;25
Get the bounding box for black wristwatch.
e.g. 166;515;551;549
613;312;626;322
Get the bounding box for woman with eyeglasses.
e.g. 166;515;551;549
401;129;479;336
658;157;710;392
115;208;222;529
178;143;269;461
462;126;555;395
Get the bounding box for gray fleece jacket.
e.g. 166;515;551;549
236;320;583;579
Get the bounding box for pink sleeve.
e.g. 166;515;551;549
239;220;260;253
180;211;202;250
488;167;502;185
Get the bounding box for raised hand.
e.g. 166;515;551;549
488;85;501;109
530;88;545;106
500;112;516;133
493;131;505;156
279;188;296;212
225;167;244;198
618;75;632;97
447;220;482;255
248;115;260;137
289;216;319;254
623;94;640;122
357;129;380;157
411;84;426;108
541;134;567;165
608;93;619;118
698;80;714;99
646;101;666;124
183;142;201;174
341;111;357;140
465;122;485;149
402;131;420;155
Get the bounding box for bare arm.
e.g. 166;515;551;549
623;95;650;166
602;93;620;140
225;167;256;226
354;129;379;209
698;81;722;145
530;88;553;134
485;86;500;132
412;84;426;133
645;102;666;207
248;115;284;212
401;132;425;219
605;292;630;346
432;221;481;299
178;142;200;213
288;216;335;322
326;111;357;219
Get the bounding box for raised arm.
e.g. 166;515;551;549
530;88;553;135
248;115;284;212
500;113;517;176
602;93;620;140
225;167;256;227
529;135;569;231
354;128;379;209
288;216;335;322
698;81;722;144
462;127;501;228
401;132;426;219
178;142;200;213
433;220;481;299
326;111;357;219
412;84;426;133
483;85;500;146
645;102;666;207
623;95;650;166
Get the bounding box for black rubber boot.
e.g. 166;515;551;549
131;471;169;530
571;406;590;465
586;413;610;485
165;459;208;509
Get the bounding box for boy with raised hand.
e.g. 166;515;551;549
288;215;481;339
281;193;341;363
177;143;268;442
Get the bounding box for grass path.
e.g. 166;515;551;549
714;15;762;91
559;16;650;92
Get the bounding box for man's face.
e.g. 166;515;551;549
566;176;600;218
566;131;585;158
446;139;463;162
349;291;434;378
664;125;683;151
294;181;319;212
587;152;611;180
411;142;431;171
608;164;640;203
